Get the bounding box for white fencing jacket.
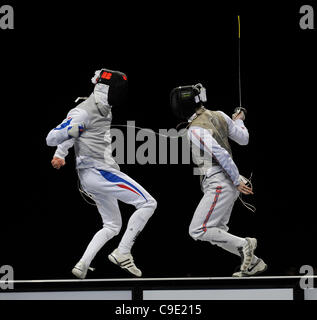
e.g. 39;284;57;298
188;111;249;186
46;88;119;171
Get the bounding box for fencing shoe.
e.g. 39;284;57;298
232;258;267;277
238;237;257;271
71;261;95;279
108;249;142;277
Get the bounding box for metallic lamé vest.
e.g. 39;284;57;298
189;107;232;173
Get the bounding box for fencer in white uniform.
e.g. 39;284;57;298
46;69;157;278
170;84;267;277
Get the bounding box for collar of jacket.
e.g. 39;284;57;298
188;106;206;123
92;93;112;117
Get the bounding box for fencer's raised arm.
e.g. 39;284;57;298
218;111;249;145
189;126;240;186
46;108;89;147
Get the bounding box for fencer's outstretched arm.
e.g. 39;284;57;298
46;108;89;147
218;111;249;145
189;127;240;186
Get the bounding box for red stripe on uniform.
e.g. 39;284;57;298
202;186;222;232
117;184;141;196
192;129;213;155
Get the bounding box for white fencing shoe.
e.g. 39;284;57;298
232;258;268;277
108;249;142;277
238;237;257;271
71;261;95;279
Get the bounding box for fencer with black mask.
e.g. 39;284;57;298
46;69;157;278
170;84;267;277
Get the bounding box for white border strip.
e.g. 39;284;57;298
1;275;316;284
0;290;132;300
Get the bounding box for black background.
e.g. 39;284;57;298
1;1;316;281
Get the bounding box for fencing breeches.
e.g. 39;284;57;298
189;171;258;262
78;167;157;267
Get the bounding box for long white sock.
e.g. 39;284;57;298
80;227;117;267
201;227;246;248
201;227;258;264
217;241;259;265
118;207;154;255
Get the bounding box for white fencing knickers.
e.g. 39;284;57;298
77;167;157;268
189;171;252;258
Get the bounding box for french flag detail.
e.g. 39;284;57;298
98;170;147;201
54;117;72;130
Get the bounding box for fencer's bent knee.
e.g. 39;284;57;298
148;198;157;211
189;224;203;241
140;196;157;211
102;222;122;237
133;197;157;224
189;226;222;244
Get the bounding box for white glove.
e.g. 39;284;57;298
67;123;85;138
232;107;247;121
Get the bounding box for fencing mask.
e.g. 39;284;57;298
170;83;207;120
91;68;128;108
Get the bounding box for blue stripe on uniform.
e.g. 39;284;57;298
54;118;72;130
98;170;147;201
